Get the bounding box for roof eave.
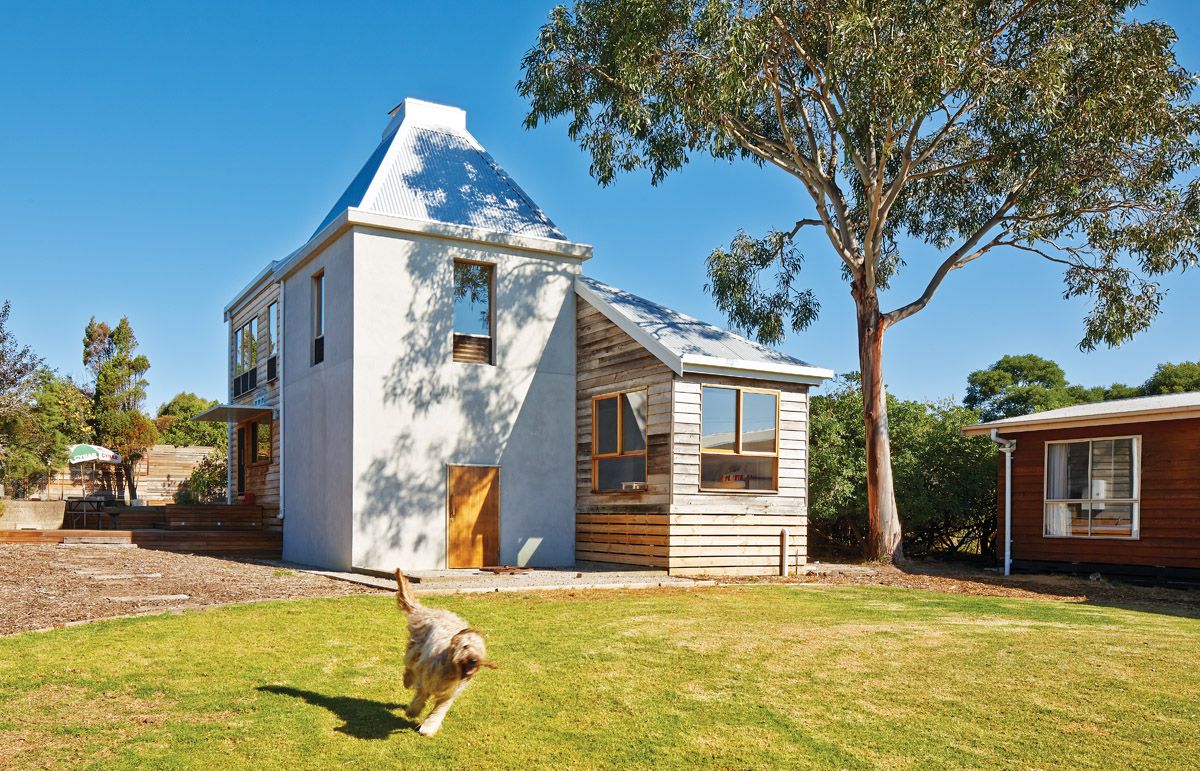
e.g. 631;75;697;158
960;405;1200;436
224;260;283;321
575;277;683;375
273;208;592;286
680;354;833;386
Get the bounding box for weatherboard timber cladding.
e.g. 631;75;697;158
669;375;809;576
998;417;1200;571
575;299;674;567
575;299;811;574
228;281;281;515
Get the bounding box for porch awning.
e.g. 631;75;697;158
193;404;273;423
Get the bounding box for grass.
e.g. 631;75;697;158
1;586;1198;769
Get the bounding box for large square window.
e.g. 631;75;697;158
699;386;779;491
1045;437;1139;538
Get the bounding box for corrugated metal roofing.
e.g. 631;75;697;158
577;275;825;372
311;105;565;241
967;391;1200;432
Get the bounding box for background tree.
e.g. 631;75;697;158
1140;361;1200;394
83;317;158;500
520;0;1200;560
0;300;42;431
966;353;1197;420
155;392;227;449
174;448;228;504
810;376;996;558
0;370;93;496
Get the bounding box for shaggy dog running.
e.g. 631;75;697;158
394;568;496;736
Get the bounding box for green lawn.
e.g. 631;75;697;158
1;586;1198;769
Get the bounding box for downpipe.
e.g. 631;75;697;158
990;429;1017;576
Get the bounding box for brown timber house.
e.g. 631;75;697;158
964;393;1200;584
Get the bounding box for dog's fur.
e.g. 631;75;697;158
395;568;496;736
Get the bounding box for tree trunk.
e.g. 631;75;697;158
123;460;138;502
856;293;903;562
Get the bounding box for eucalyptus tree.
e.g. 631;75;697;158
519;0;1200;559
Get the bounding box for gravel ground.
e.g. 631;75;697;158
0;543;383;636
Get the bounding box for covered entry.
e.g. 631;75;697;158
447;465;499;568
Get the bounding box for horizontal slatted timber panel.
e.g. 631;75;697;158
453;334;492;364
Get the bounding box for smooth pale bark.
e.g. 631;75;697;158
855;287;903;562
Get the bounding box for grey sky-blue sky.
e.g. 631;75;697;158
1;1;1197;410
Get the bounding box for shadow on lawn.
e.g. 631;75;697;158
258;685;417;739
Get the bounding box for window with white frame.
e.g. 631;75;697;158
1044;437;1139;538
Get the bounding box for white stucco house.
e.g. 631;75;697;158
201;98;831;576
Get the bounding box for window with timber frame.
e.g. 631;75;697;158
699;385;779;491
591;389;648;491
1044;436;1139;539
452;260;494;364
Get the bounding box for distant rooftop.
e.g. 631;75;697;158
310;97;566;242
576;276;832;384
962;391;1200;435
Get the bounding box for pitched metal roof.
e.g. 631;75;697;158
311;98;565;241
576;276;832;384
962;391;1200;435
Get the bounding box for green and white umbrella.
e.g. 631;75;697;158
67;444;121;465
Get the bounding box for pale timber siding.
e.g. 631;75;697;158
228;281;281;516
575;298;674;567
669;375;809;575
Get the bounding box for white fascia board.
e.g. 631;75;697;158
224;260;283;321
960;406;1200;436
347;209;592;260
275;207;592;285
679;354;834;386
575;278;683;376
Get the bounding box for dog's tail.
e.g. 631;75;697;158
394;568;418;613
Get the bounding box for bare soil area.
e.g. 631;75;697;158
0;543;382;636
725;560;1200;611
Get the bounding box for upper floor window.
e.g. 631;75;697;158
232;318;258;398
592;389;647;491
452;260;493;364
312;271;325;365
1044;437;1139;539
699;386;779;491
266;301;279;382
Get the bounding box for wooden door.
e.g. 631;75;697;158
447;465;499;568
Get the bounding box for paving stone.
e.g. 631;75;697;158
105;594;190;602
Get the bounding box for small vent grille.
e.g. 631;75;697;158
313;336;325;365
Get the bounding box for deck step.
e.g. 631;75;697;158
62;536;131;545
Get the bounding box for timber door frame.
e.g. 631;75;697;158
445;464;501;568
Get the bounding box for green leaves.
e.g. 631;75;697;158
520;0;1200;349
